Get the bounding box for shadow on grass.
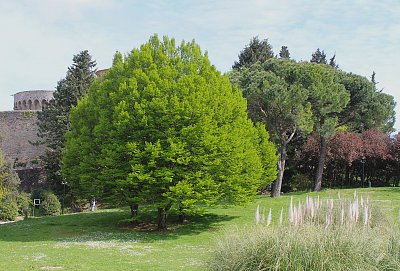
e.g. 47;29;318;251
0;208;237;243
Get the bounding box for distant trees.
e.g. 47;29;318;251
63;35;277;230
37;51;96;194
296;129;396;188
279;46;290;59
232;37;274;70
232;36;397;193
310;48;327;64
309;58;395;191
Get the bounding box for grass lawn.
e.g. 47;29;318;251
0;187;399;270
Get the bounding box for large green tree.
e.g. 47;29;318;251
231;59;313;197
63;35;277;230
37;51;96;194
302;63;349;191
309;66;395;191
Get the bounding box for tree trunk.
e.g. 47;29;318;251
178;206;187;223
345;165;350;188
314;136;327;192
157;207;168;231
130;203;138;217
178;214;187;223
271;142;287;197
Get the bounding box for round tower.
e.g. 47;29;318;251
13;90;54;111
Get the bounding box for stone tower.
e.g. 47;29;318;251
13;90;54;111
0;90;54;191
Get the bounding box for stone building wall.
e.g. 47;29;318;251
1;90;54;190
0;111;45;191
0;111;43;167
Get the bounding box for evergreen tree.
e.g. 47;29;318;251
329;53;339;69
279;46;290;59
371;71;377;89
312;70;395;191
63;35;277;230
233;36;274;70
37;51;96;194
303;63;349;191
310;48;327;64
231;59;313;197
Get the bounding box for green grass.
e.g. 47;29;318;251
0;187;399;270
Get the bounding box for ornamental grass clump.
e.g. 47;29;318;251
258;192;373;228
209;222;400;271
209;192;400;271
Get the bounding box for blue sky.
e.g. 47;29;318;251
1;0;399;130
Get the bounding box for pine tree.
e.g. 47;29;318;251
310;48;327;64
329;53;339;69
233;36;274;70
231;59;313;197
37;51;96;194
279;46;290;59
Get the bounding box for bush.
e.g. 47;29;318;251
16;192;31;218
0;198;19;221
289;173;313;192
40;193;61;216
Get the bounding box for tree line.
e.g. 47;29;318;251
231;37;396;196
34;35;397;229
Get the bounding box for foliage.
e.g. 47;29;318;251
37;50;96;194
329;54;339;69
336;71;395;133
232;36;274;70
0;198;19;221
296;129;394;188
305;60;394;191
16;192;31;217
279;46;290;59
231;58;314;196
310;48;327;64
63;35;277;229
0;149;20;198
40;192;61;216
302;63;349;191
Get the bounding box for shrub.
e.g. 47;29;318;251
40;193;61;216
0;198;19;221
289;173;313;192
16;192;31;218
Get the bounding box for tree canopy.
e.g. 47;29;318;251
63;35;277;230
231;58;313;197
